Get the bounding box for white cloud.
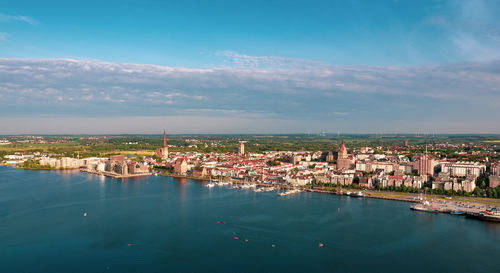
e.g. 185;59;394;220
0;13;39;26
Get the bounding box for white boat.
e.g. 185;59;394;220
277;189;301;196
345;191;364;197
206;183;215;188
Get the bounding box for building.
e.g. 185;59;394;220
160;130;169;158
491;161;500;175
39;157;84;169
193;166;208;177
490;175;500;188
174;158;188;174
337;138;348;160
415;154;435;176
325;150;335;162
336;139;351;170
440;161;486;177
238;142;245;155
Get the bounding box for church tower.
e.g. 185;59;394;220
161;130;169;158
338;138;348;160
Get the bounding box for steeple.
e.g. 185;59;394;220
338;137;348;160
339;138;346;153
163;130;167;148
160;129;169;158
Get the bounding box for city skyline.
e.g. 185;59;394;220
1;0;500;134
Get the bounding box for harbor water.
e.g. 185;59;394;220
0;166;499;273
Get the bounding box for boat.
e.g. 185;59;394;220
345;191;364;197
466;212;500;223
277;189;301;196
206;183;215;188
410;204;438;213
450;210;465;215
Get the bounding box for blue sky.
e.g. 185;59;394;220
1;0;499;134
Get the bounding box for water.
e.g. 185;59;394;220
1;166;499;273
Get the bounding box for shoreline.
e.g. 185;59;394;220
3;165;499;221
81;169;151;179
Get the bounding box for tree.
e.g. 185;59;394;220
152;154;162;162
353;176;360;184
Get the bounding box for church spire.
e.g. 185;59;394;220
163;130;167;148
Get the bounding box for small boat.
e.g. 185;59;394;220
450;210;465;215
206;183;215;188
345;191;364;197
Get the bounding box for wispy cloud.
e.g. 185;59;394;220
333;112;349;117
421;0;500;62
0;13;39;26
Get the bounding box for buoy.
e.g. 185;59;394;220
234;237;239;240
271;244;276;248
217;221;221;224
83;212;87;217
127;243;133;246
232;232;237;235
244;239;248;242
318;243;324;247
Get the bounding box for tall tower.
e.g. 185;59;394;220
338;138;347;160
161;130;169;158
238;142;245;155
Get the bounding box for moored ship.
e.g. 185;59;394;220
466;211;500;223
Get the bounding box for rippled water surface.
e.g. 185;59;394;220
1;166;499;273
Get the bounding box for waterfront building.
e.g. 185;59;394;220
39;157;84;169
174;158;188;174
192;166;208;177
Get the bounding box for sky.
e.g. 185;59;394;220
0;0;499;134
